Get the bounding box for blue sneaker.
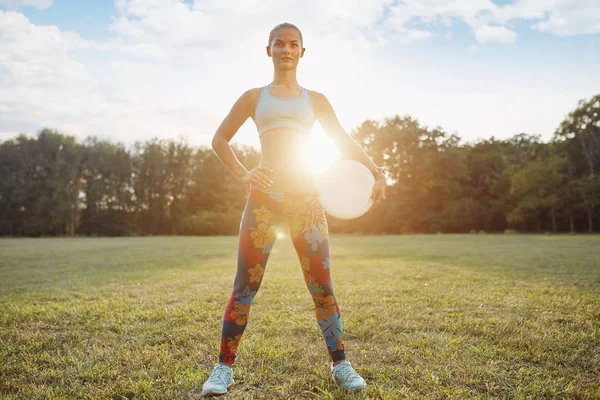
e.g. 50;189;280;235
331;360;368;392
201;364;234;396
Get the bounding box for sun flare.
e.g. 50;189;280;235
306;124;341;176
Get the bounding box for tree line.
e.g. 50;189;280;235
1;95;598;237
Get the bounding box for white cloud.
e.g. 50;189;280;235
107;0;401;59
383;25;433;44
0;12;95;86
385;0;497;35
491;0;548;23
492;0;600;36
98;1;600;62
382;0;600;41
475;24;517;44
531;2;600;36
0;11;103;137
0;0;52;9
0;9;222;146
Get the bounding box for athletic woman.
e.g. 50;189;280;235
202;22;387;396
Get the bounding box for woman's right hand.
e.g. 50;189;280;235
241;166;274;190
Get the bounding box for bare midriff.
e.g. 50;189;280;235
253;127;317;195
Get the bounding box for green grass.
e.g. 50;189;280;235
1;234;599;399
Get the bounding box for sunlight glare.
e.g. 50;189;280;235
307;123;341;176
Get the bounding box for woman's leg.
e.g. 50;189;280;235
219;189;284;365
285;193;346;363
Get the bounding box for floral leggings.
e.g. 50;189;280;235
219;187;345;365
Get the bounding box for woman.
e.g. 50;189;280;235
202;22;387;396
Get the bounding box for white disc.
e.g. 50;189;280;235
317;160;374;220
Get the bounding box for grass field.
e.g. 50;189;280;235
1;234;599;399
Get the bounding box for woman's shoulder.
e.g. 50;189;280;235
242;87;264;98
306;89;328;109
235;87;264;108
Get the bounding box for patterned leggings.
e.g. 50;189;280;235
219;187;345;365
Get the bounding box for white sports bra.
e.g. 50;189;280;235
254;85;315;136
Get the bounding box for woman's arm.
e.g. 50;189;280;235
311;91;386;182
212;88;273;189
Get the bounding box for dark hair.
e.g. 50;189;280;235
268;22;303;47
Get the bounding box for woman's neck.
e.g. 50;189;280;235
271;69;299;87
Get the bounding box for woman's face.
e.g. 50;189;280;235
266;27;305;70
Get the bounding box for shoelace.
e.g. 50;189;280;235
208;365;231;384
334;362;360;382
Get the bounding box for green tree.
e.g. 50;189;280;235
0;130;83;236
462;137;508;231
575;175;600;232
351;115;466;233
79;137;134;236
508;155;569;232
555;95;600;176
164;139;194;235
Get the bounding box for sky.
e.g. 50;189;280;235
1;0;599;153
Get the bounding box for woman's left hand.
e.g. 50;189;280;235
370;176;387;207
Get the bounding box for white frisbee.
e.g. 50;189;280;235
317;160;375;220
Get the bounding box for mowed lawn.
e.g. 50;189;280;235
1;234;599;399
